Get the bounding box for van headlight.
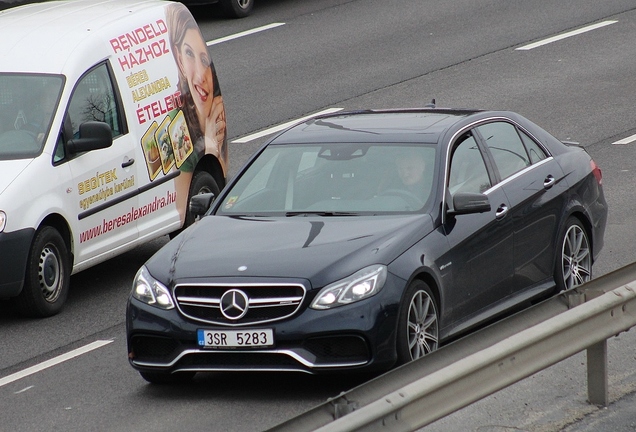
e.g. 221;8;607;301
310;265;387;310
132;266;174;310
0;211;6;232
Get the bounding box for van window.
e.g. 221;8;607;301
67;63;124;139
0;74;63;160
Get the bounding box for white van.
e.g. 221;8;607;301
0;0;229;317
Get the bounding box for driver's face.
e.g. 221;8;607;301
396;156;425;186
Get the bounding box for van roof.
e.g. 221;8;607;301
0;0;170;75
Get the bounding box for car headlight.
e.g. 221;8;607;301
310;265;387;310
0;211;6;232
131;266;174;310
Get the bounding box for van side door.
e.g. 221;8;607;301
62;62;140;268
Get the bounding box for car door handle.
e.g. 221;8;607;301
544;175;555;189
495;204;508;220
122;157;135;168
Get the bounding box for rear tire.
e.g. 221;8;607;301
396;280;439;365
171;170;220;239
555;217;592;291
139;371;196;384
185;171;220;227
219;0;253;18
14;226;70;317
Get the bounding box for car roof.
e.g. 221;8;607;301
0;0;169;75
270;108;485;145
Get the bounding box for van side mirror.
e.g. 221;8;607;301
448;192;491;215
67;121;112;154
189;193;216;219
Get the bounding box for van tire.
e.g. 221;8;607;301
171;171;220;240
186;170;220;225
219;0;253;18
14;226;70;317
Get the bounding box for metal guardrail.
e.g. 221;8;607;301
268;262;636;432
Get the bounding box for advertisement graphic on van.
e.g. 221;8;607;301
108;2;228;225
0;1;228;318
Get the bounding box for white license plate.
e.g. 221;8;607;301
197;329;274;348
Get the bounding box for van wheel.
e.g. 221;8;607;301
170;171;220;240
219;0;253;18
186;171;219;226
14;226;70;317
396;280;439;365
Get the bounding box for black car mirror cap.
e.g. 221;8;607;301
449;192;491;215
189;192;216;218
66;121;113;154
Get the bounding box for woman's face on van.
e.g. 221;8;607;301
178;28;214;119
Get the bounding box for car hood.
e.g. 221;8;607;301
146;214;434;288
0;159;32;195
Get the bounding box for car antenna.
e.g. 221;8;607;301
425;98;436;108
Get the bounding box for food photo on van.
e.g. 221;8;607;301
0;0;228;317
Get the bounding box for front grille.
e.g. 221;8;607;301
174;283;306;326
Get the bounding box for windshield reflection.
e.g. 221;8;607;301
218;143;437;215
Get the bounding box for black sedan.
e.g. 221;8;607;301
126;107;607;383
182;0;253;18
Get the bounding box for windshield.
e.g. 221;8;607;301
0;74;64;160
218;143;437;215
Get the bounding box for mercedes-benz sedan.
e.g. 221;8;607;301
126;107;607;383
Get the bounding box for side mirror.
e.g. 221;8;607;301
449;192;491;215
67;121;112;154
189;193;216;219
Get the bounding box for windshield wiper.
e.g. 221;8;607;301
285;211;358;217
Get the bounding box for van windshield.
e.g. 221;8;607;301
0;74;64;160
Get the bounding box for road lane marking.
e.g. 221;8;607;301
0;340;113;388
613;134;636;145
516;20;617;50
207;23;285;46
231;108;345;143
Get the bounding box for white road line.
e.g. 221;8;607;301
0;340;113;388
207;22;285;46
516;20;617;51
613;134;636;145
232;108;345;143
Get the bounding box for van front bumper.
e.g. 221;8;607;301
0;228;34;298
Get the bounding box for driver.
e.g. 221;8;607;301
395;151;426;195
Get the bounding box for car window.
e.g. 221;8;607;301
449;133;491;194
67;63;123;139
477;122;530;180
519;129;548;163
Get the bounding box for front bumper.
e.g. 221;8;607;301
126;278;403;374
0;228;34;298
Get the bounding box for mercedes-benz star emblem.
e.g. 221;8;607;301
220;289;249;320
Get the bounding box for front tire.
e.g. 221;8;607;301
555;217;592;291
14;226;70;317
219;0;253;18
396;280;439;365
